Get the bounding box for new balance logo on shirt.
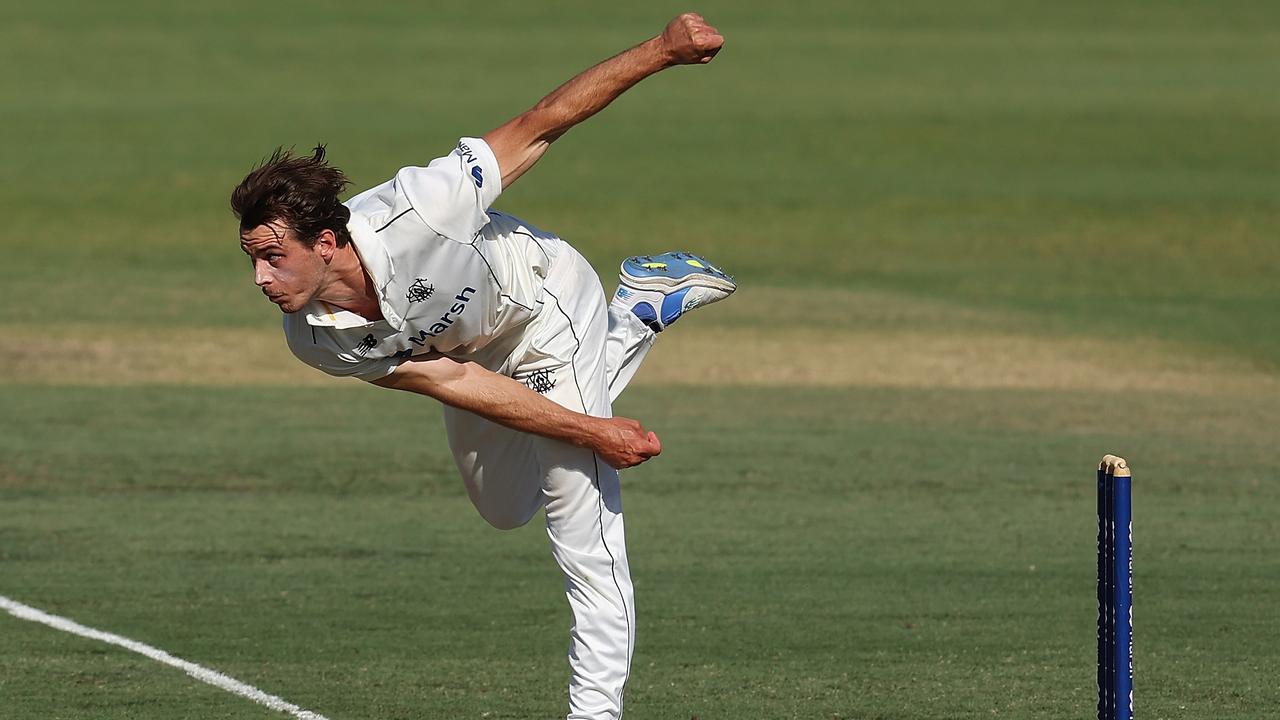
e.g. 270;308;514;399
457;141;485;187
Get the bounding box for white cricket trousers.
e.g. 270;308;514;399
442;242;656;720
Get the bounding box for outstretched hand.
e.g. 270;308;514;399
593;417;662;469
659;12;724;65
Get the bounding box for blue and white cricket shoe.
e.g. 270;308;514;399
613;251;736;332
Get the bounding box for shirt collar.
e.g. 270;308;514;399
345;213;408;330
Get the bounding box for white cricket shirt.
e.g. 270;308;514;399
283;138;562;381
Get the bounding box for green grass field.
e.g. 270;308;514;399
2;1;1278;718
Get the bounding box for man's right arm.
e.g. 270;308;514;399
392;14;721;242
481;12;724;189
371;354;662;470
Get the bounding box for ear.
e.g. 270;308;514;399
315;229;339;263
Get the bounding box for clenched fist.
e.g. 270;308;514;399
592;416;662;469
659;12;724;65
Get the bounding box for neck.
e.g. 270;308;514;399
317;244;384;320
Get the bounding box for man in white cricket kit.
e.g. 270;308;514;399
230;13;733;719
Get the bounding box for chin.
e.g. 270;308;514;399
267;296;296;313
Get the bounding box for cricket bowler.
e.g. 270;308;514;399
230;13;733;720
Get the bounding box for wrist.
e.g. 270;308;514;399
641;35;675;69
575;414;608;451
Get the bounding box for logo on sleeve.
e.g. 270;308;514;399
353;333;378;357
456;141;484;187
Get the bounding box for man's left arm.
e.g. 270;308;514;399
482;12;724;188
371;354;662;470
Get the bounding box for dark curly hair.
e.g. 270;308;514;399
230;145;352;247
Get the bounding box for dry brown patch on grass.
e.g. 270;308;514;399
0;326;330;387
3;286;1275;394
641;287;1278;393
638;327;1277;394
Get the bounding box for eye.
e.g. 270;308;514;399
267;254;284;265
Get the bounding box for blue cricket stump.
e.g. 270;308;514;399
1097;454;1133;720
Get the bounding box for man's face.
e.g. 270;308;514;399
240;222;329;314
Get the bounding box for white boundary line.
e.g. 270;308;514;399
0;594;331;720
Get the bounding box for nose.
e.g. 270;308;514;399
253;260;271;288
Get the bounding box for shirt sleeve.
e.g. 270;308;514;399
396;137;503;242
284;321;400;383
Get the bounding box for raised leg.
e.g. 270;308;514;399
606;250;737;401
604;303;656;402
